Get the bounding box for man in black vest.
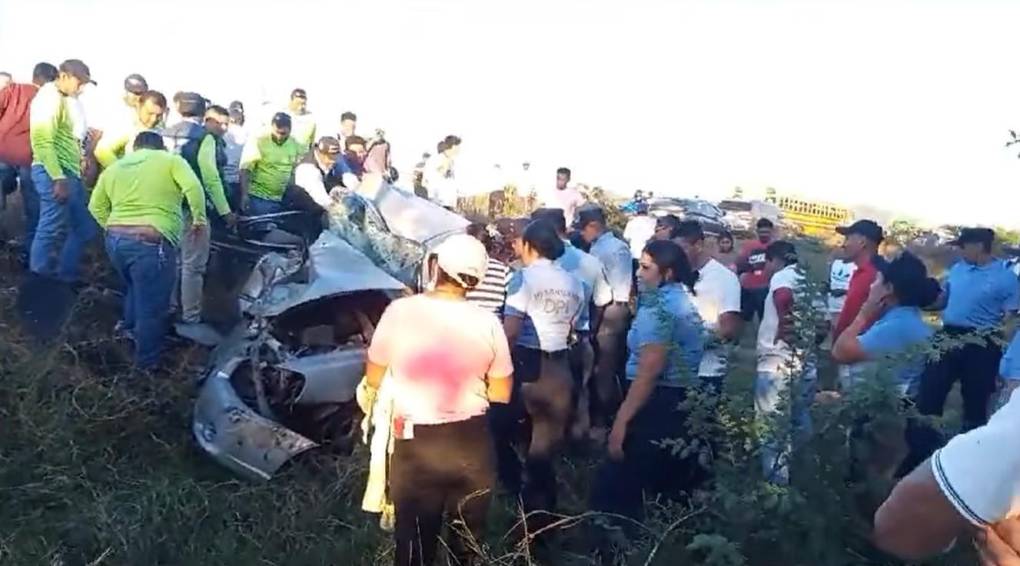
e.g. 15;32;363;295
165;96;235;345
285;136;344;242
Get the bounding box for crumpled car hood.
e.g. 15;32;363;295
241;230;406;317
326;183;468;288
368;182;469;245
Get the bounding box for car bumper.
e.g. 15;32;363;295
193;343;368;481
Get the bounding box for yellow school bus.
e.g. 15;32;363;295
774;196;853;237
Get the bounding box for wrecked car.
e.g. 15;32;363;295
193;183;468;480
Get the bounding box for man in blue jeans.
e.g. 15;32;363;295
87;132;208;369
28;59;97;283
0;63;59;263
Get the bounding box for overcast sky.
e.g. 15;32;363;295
2;0;1019;227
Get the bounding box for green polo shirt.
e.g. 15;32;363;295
197;135;231;216
87;149;208;245
29;83;81;180
239;134;304;202
93;120;155;169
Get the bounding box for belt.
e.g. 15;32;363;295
517;346;569;359
609;301;630;307
107;225;164;244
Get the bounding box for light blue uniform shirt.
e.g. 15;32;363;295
555;242;613;332
625;283;705;387
943;260;1020;329
588;231;633;303
505;258;585;352
1002;333;1020;380
854;306;933;397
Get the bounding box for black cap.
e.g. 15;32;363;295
228;100;244;112
574;207;607;229
59;59;95;85
836;219;884;244
950;227;995;247
315;136;342;155
177;91;206;117
123;73;148;95
271;112;292;128
291;88;307;99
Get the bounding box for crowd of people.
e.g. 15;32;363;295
3;60;1020;565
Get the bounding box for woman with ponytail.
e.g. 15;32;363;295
590;239;704;522
833;251;941;398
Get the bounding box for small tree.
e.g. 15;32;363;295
887;219;923;245
586;185;627;233
995;226;1020;247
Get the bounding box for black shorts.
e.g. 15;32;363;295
740;287;768;322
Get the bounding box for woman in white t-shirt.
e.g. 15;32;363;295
364;234;513;566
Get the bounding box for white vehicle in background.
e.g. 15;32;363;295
717;199;782;236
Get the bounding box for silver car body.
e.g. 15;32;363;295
194;183;465;481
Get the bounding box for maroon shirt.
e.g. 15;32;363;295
0;83;40;166
833;256;879;341
738;240;770;290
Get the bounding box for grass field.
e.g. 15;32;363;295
0;232;973;565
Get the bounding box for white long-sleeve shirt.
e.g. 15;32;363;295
422;154;458;207
222;124;249;184
292;160;333;209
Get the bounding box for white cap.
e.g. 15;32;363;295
434;234;489;288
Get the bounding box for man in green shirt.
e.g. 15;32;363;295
88;131;207;369
175;104;237;344
239;112;304;216
29;58;98;284
93;90;167;168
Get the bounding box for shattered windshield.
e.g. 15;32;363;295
325;190;429;288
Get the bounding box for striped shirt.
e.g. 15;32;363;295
467;258;512;317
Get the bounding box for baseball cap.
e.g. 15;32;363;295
434;234;489;288
123;73;148;95
315;136;342;155
950;227;995;247
291;88;307;99
271;112;292;128
59;59;95;85
836;219;884;244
